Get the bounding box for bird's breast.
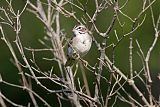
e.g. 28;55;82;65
72;34;92;56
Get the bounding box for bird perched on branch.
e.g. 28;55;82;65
65;25;92;66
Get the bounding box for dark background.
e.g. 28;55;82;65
0;0;160;106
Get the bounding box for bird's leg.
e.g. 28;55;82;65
72;51;80;60
72;51;88;67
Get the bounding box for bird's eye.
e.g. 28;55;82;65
77;27;81;30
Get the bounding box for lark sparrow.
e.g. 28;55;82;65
65;25;92;66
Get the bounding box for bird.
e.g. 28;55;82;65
65;25;92;66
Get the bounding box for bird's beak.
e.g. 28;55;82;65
72;29;76;35
72;29;75;32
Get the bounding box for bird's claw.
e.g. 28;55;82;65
72;52;80;59
72;52;88;67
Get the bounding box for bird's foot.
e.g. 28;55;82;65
72;52;80;59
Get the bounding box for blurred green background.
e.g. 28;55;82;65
0;0;160;106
